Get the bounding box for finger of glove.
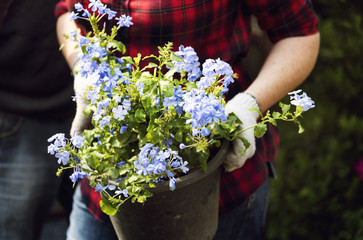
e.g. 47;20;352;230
74;74;94;100
70;95;92;137
224;137;247;172
223;131;257;172
70;111;92;137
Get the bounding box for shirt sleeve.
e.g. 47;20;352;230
54;0;69;18
245;0;319;43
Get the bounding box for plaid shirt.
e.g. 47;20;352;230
55;0;318;223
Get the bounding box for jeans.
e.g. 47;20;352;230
67;179;269;240
213;179;270;240
0;112;72;240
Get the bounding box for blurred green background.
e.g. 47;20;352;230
266;0;363;239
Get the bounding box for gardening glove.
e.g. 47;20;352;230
224;92;260;172
70;68;93;137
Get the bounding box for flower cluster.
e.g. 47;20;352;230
134;143;189;190
48;0;315;215
288;89;315;111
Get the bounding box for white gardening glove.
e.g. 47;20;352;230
70;71;93;137
224;92;260;172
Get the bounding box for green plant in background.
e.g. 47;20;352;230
267;0;363;239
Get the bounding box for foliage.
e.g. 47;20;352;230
267;1;363;239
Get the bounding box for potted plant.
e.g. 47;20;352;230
48;1;315;239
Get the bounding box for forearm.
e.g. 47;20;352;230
245;32;320;112
56;12;81;70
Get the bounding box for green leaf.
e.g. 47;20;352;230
239;137;250;155
280;102;291;115
84;153;100;169
170;52;183;62
160;80;174;97
254;122;267;138
99;194;118;216
185;81;197;91
108;40;125;54
269;118;277;126
83;129;94;144
164;68;178;80
297;122;305;134
174;131;183;142
146;128;164;144
135;108;147;123
110;168;120;179
142;62;158;71
122;56;134;65
83;104;94;117
272;112;282;119
249;107;263;117
128;174;141;184
198;149;210;172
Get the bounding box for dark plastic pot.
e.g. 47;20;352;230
109;141;229;240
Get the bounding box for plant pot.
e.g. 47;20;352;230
109;141;229;240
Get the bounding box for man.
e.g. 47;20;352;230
55;0;320;239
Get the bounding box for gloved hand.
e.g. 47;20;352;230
70;71;93;137
224;92;260;172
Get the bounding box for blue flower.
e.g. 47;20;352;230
115;188;129;197
122;99;132;111
95;183;105;192
113;95;122;103
201;59;216;77
88;0;104;13
288;90;315;111
71;134;85;148
112;105;128;120
118;161;126;167
88;42;107;59
163;96;178;108
197;76;216;89
200;58;233;93
215;58;233;76
107;184;116;191
98;116;111;128
116;14;133;28
182;88;226;136
105;8;117;20
97;98;110;110
179;143;187;149
169;177;177;190
201;127;210;137
69;31;78;42
74;3;84;11
179;161;189;173
86;88;100;104
55;151;70;165
69;12;79;21
173;45;201;81
136;82;145;96
79;36;90;47
69;170;88;183
47;133;66;155
120;125;128;134
47;144;58;155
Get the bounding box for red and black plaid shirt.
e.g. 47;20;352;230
55;0;318;223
